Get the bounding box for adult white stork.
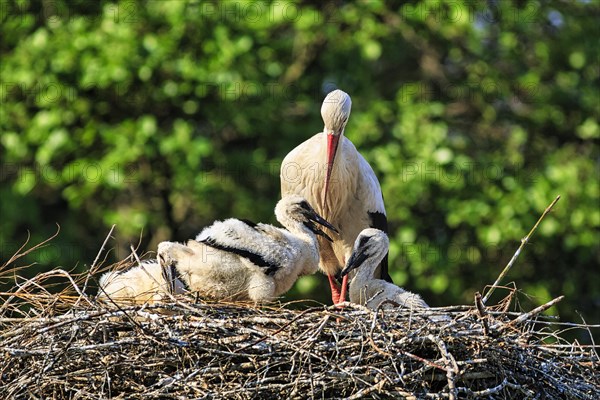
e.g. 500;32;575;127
340;229;429;310
280;89;392;304
157;195;338;302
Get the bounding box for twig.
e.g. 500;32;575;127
91;225;117;274
474;292;490;336
576;311;599;364
497;295;564;331
1;225;61;270
77;225;116;307
465;378;535;397
483;195;561;304
234;307;321;354
343;380;387;400
427;335;459;400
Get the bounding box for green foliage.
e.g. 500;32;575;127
1;1;598;340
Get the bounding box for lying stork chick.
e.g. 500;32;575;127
158;195;338;303
97;260;185;303
340;229;429;310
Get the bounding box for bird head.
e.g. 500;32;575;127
276;195;339;241
339;228;389;277
320;89;352;206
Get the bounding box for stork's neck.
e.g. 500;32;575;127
355;259;376;282
348;256;379;305
350;254;382;290
278;217;321;270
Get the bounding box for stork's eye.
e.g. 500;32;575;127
357;235;371;250
299;200;311;210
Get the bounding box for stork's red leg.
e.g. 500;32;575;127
338;274;349;304
327;274;342;304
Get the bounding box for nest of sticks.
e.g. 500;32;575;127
1;259;598;399
1;198;598;399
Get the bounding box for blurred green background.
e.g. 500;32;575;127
1;1;598;341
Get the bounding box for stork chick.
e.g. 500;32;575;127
158;195;338;303
340;229;429;310
281;89;392;305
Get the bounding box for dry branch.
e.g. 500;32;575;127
483;195;561;304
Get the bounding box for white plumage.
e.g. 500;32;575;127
157;195;338;302
97;261;185;303
340;229;429;310
280;89;391;304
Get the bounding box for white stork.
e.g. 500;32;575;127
157;195;338;302
340;229;429;310
280;89;392;304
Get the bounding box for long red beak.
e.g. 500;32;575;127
323;133;340;206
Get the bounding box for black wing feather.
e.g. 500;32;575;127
239;219;259;229
200;237;280;276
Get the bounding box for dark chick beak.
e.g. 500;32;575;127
308;210;339;234
339;251;369;277
305;221;335;242
298;201;338;241
304;210;338;242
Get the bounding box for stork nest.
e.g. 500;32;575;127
0;263;598;400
